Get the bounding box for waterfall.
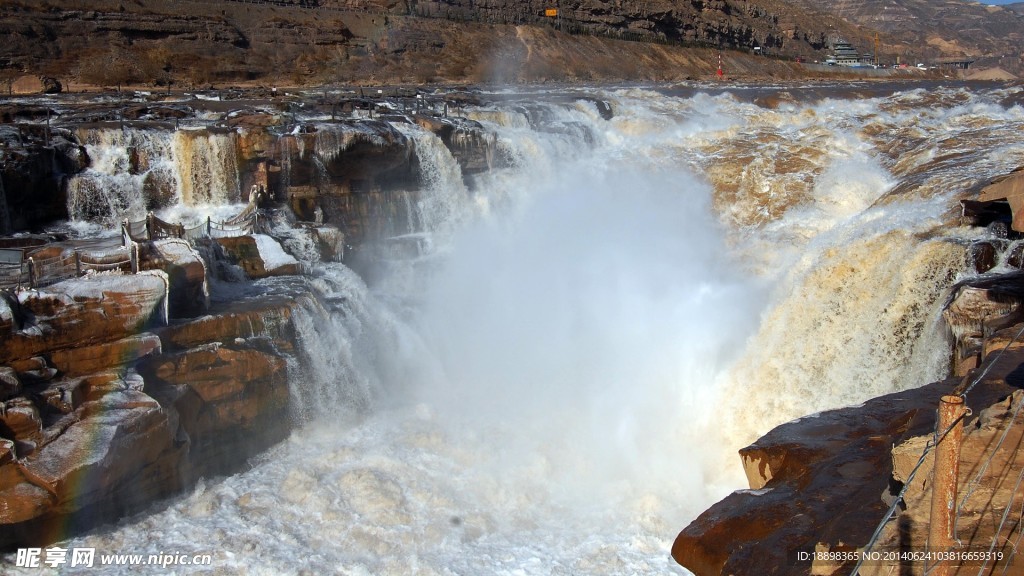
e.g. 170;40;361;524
49;84;1024;576
171;129;241;206
286;288;372;423
67;127;241;224
68;127;179;222
396;123;470;238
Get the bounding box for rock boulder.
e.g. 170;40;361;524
672;365;1020;576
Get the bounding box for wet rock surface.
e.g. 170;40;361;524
0;233;333;548
673;368;1021;576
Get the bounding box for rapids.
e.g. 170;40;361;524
17;82;1024;574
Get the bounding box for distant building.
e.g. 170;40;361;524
935;58;975;70
826;39;862;67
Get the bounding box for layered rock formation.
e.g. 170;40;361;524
672;361;1023;575
0;97;499;246
0;227;339;549
0;0;870;89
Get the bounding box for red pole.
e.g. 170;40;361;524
928;394;966;576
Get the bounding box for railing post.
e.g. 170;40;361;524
928;394;966;576
207;215;212;238
27;257;36;288
146;212;155;240
130;242;139;274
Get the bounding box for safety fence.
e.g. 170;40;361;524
852;324;1024;575
0;200;262;291
0;246;136;290
122;210;261;245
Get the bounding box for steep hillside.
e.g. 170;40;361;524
0;0;1016;89
791;0;1024;71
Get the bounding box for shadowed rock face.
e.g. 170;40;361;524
672;371;1020;576
0;0;878;89
0;125;83;232
3;0;1018;89
0;234;333;549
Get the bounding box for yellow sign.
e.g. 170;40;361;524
545;8;558;17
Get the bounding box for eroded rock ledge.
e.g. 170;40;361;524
674;228;1024;574
0;230;336;549
673;364;1022;575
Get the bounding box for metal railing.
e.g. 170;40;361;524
2;198;261;291
122;203;261;246
0;246;136;290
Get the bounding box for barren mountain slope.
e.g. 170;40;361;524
0;0;1017;88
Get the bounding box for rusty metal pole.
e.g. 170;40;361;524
928;394;966;576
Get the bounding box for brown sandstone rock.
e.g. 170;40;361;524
149;343;282;405
0;367;21;401
0;439;14;467
10;76;45;96
139;239;209;318
157;296;297;353
0;272;168;366
48;333;162;378
0;398;43;457
0;375;189;548
979;168;1024;232
943;271;1024;376
0;463;55;525
139;341;290;478
8;356;46;375
673;362;1020;576
10;388;185;538
215;235;300;279
37;379;86;417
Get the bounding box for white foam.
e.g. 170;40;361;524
33;83;1024;576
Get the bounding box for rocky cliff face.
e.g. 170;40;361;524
2;0;1017;90
672;365;1022;575
792;0;1024;72
0;231;342;548
0;0;952;89
0;96;497;246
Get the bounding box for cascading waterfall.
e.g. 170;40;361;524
395;123;469;239
172;129;241;206
68;127;179;222
287;293;371;423
46;84;1024;575
67;126;241;224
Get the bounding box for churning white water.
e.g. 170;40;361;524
40;83;1024;575
67;126;241;223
